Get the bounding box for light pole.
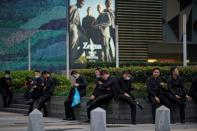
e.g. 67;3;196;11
183;14;187;67
66;0;70;79
115;25;119;68
28;38;31;71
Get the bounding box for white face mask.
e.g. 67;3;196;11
96;75;100;78
125;77;130;80
74;74;79;79
5;75;9;78
35;75;40;78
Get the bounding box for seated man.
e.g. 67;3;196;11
167;67;191;123
118;71;143;125
86;70;118;120
87;68;102;104
37;71;56;117
64;70;87;120
147;68;172;123
24;77;33;101
24;70;44;115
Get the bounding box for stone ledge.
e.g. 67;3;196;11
0;93;197;124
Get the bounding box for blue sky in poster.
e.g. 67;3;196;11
70;0;115;22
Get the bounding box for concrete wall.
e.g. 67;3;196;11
1;93;197;124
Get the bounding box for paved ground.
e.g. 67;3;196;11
0;111;197;131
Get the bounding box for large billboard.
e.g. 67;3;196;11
69;0;116;68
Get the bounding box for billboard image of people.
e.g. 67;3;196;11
69;0;115;68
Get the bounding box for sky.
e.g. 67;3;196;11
70;0;115;22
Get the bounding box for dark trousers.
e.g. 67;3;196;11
119;94;137;124
170;97;186;122
1;89;13;107
28;103;34;114
28;97;39;114
37;95;50;116
87;93;113;119
177;103;186;122
64;101;75;119
148;95;172;123
27;91;40;114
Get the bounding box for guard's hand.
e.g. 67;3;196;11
155;96;160;103
106;88;110;90
186;95;192;101
160;83;164;87
124;93;130;97
98;81;103;85
176;95;181;99
90;95;95;100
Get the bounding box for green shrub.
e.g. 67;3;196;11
0;70;34;89
78;66;197;83
78;66;197;97
0;66;196;97
52;74;72;96
0;71;71;96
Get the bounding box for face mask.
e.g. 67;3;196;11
96;75;100;78
125;77;130;80
35;75;40;78
5;75;9;78
73;75;79;79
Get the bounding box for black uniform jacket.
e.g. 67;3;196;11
42;77;56;97
146;77;165;98
167;76;187;98
118;77;134;94
100;76;120;99
75;75;87;97
0;77;12;92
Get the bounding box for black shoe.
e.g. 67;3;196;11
181;119;185;124
171;120;175;124
43;114;48;117
3;104;9;108
84;119;90;123
68;117;75;121
24;113;29;116
152;120;155;124
132;121;136;125
63;117;70;120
